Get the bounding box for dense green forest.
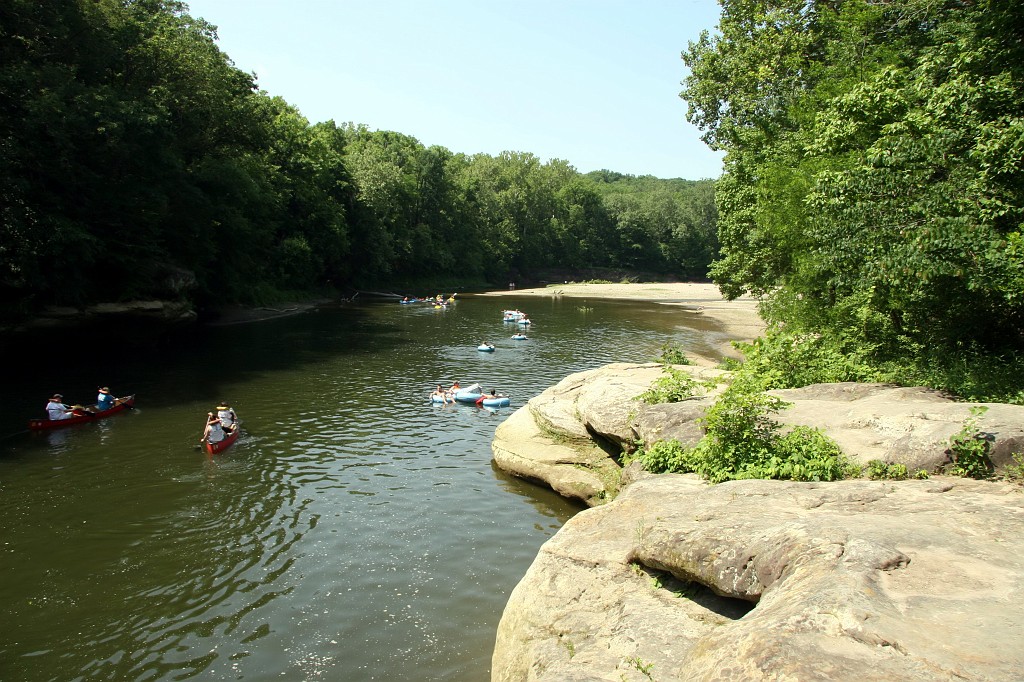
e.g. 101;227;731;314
0;0;717;323
683;0;1024;403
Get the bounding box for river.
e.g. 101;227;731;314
0;293;734;681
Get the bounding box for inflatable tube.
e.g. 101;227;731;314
511;334;528;340
477;344;495;352
516;319;531;326
452;384;483;403
481;396;511;408
429;394;451;403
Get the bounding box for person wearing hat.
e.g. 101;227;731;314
216;402;238;433
46;394;74;421
96;387;118;411
202;412;226;444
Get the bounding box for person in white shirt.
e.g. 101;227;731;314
46;394;74;420
216;403;238;432
203;413;226;443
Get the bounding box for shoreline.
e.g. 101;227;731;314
475;282;766;349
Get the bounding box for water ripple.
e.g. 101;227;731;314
0;295;733;681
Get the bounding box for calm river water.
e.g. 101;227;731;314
0;293;733;681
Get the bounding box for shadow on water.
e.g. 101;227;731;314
0;305;407;437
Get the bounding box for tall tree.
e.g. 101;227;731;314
683;0;1024;394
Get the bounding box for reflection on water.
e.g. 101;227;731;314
0;294;734;681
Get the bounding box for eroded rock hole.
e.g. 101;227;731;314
632;563;755;620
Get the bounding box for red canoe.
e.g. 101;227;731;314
28;395;136;430
205;426;240;455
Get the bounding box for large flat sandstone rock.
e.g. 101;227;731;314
494;366;1024;502
493;476;1024;681
770;383;1024;470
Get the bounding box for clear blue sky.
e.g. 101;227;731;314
183;0;724;180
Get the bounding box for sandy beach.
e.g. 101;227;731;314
477;281;766;356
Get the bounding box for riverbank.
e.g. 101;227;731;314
477;282;765;360
204;298;337;325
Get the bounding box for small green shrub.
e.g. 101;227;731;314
626;656;654;679
1005;452;1024;482
948;406;993;479
866;459;910;480
655;341;692;365
627;439;692;473
630;384;855;483
640;367;709;404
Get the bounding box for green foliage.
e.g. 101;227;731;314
682;0;1024;404
0;1;719;323
1004;453;1024;483
625;656;654;680
948;406;993;479
625;439;692;474
630;383;856;483
655;341;692;366
866;460;910;481
732;327;875;391
639;367;713;405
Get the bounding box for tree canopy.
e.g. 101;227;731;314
683;0;1024;402
0;0;718;323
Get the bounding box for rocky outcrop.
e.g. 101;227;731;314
492;406;619;507
492;475;1024;681
492;363;727;502
492;364;1024;505
768;382;1024;472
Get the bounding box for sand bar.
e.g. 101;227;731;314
476;282;766;354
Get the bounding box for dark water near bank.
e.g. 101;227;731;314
0;294;731;681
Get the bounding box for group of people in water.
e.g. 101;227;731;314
201;403;239;444
430;380;507;406
400;293;457;307
45;387;123;420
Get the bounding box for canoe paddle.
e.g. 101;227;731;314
197;414;211;449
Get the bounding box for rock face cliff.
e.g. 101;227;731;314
491;364;1024;681
492;475;1024;681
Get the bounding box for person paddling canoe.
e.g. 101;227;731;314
45;394;75;421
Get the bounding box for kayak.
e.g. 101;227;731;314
28;395;136;430
206;426;240;455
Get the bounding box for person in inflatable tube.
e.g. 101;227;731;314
475;389;507;406
431;384;451;404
